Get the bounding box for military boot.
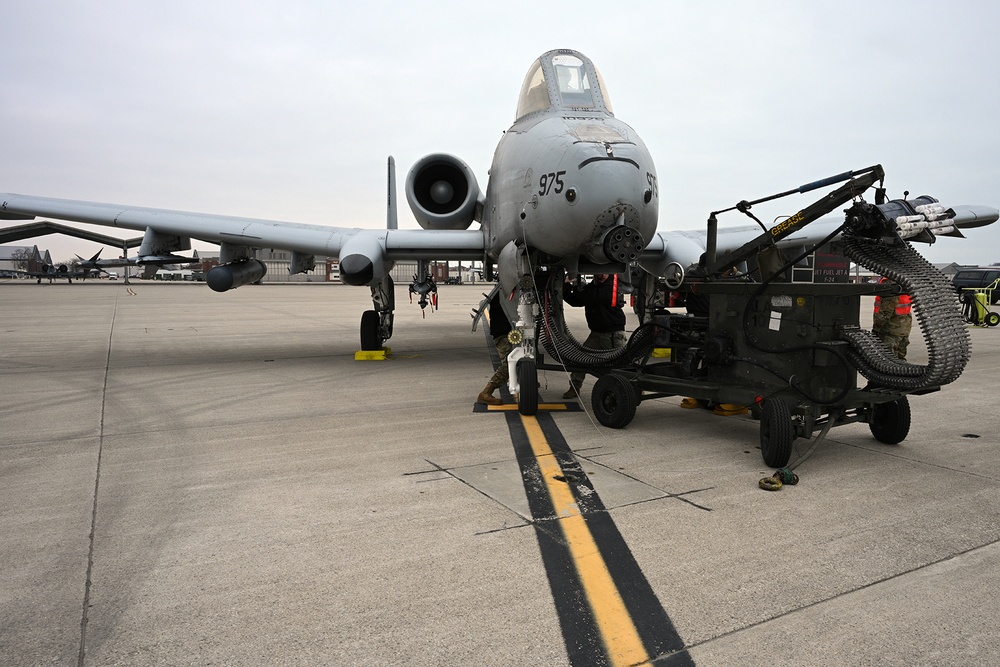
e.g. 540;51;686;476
562;382;583;400
477;382;503;405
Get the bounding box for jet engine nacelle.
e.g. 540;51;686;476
206;259;267;292
339;233;388;287
405;153;482;230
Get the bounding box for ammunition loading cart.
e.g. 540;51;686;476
592;280;925;468
575;165;972;468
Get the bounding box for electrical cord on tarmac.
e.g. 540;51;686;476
758;414;836;491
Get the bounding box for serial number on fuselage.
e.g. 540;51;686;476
535;170;659;198
538;171;566;196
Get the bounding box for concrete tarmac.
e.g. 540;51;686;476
2;280;999;666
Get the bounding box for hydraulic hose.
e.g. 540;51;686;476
536;280;655;369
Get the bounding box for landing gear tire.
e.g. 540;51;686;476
516;358;538;416
592;373;638;429
360;310;382;351
986;312;1000;327
869;396;910;445
759;397;794;468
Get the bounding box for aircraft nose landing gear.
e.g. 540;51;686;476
505;304;540;416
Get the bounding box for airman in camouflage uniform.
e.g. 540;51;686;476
873;285;912;361
477;293;514;405
561;274;627;399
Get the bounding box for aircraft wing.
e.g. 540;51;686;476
5;192;997;287
0;193;487;282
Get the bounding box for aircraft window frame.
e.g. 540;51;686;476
516;59;550;120
552;54;595;110
515;51;615;120
594;66;613;115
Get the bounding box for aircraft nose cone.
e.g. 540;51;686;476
430;181;454;205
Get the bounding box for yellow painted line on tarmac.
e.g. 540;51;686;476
486;403;569;411
520;415;652;667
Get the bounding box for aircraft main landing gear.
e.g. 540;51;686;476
361;276;394;351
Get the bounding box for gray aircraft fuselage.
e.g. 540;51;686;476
483;50;658;271
402;49;658;283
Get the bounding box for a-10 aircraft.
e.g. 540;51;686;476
2;49;998;414
4;247;202;282
7;257;102;283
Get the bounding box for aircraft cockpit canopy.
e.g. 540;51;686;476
515;50;614;121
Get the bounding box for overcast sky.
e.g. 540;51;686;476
2;0;998;266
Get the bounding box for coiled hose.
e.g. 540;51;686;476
536;282;656;369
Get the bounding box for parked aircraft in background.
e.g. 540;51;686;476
2;49;998;413
3;249;108;282
8;259;101;283
74;248;200;276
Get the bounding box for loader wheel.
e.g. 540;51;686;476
869;397;910;445
516;358;538;416
591;373;638;429
986;312;1000;327
759;398;794;468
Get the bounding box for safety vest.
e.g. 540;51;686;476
874;278;912;316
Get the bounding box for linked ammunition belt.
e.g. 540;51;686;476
839;235;970;389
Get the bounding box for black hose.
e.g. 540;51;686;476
537;278;655;369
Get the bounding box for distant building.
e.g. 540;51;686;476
934;262;977;279
256;249;339;283
389;261;485;285
173;253;485;286
189;250;340;283
0;245;52;276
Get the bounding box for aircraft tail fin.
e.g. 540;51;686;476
387;156;398;230
75;250;102;264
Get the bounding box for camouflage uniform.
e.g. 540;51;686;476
873;292;912;360
488;334;513;386
478;293;515;405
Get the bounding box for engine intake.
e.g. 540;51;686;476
405;153;482;230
